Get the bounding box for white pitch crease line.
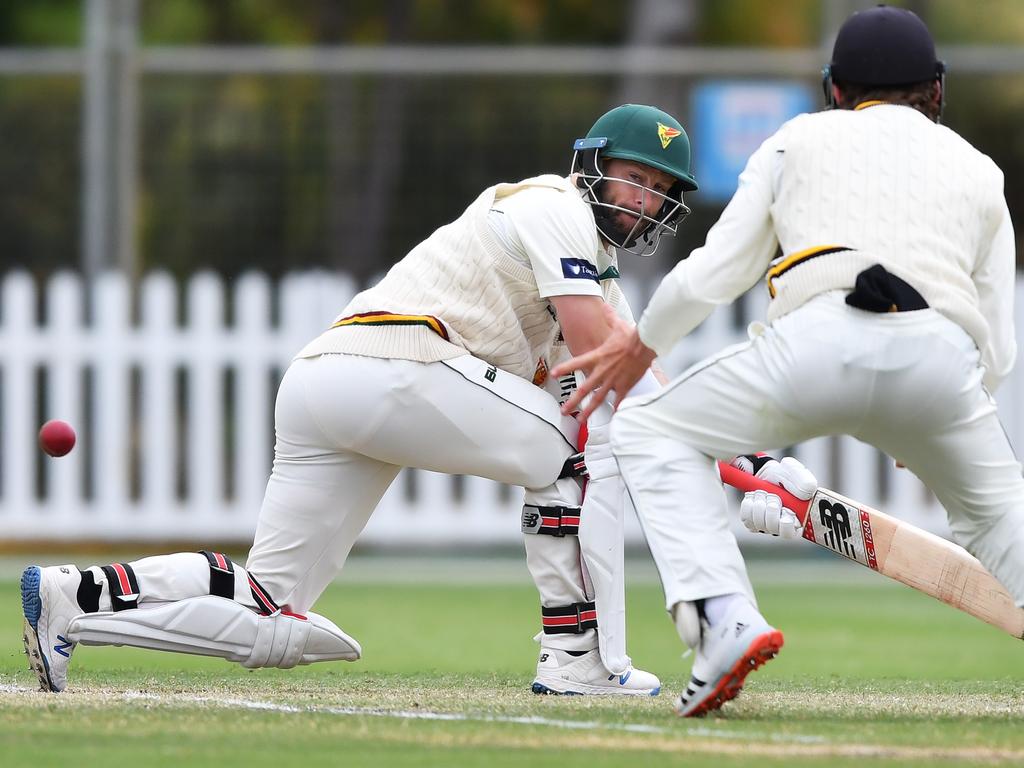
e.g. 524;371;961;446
2;683;824;744
121;690;828;744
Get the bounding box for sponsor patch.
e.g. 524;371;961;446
803;491;879;570
560;258;599;282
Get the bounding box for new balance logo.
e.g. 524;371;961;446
53;635;73;658
819;500;856;558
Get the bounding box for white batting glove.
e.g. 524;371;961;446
733;455;817;540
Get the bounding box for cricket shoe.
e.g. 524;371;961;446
675;599;783;717
531;647;661;696
22;565;83;692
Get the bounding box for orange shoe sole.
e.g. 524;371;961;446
676;629;784;718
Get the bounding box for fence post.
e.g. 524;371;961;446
1;272;37;530
92;271;131;528
233;272;274;520
184;272;225;522
43;272;86;523
138;272;178;521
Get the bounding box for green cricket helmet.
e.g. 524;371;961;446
571;104;698;256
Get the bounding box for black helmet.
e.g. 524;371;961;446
822;5;945;110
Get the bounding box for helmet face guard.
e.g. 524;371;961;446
571;138;691;257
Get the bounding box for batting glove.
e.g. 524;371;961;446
733;455;817;540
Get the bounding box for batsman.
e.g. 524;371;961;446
22;104;698;697
554;5;1022;717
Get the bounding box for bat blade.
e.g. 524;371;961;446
718;461;1024;640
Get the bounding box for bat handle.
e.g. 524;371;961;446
717;461;811;525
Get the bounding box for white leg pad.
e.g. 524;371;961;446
66;595;361;668
579;402;629;675
671;600;701;650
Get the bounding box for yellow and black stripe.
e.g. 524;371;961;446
766;245;852;298
854;100;888;111
331;311;450;341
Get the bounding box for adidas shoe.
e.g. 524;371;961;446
532;647;661;696
675;599;783;717
22;565;84;692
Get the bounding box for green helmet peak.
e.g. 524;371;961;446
571;104;698;256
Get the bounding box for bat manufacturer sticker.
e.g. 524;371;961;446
803;491;878;570
859;509;878;570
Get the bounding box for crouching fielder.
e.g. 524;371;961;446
553;6;1023;717
22;103;699;697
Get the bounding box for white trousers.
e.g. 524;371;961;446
613;292;1024;608
84;354;598;650
242;353;597;647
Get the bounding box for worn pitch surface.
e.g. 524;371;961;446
1;555;1021;767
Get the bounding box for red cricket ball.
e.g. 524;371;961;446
39;419;76;457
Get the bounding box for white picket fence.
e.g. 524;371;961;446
1;269;1023;547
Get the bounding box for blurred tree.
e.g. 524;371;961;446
3;0;1024;284
931;0;1024;44
0;0;81;45
696;0;820;46
0;77;81;279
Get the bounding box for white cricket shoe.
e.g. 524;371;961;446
532;647;661;696
675;599;783;717
22;565;83;692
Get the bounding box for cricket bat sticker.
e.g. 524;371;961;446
802;490;879;571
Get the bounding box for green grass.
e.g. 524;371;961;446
2;555;1022;767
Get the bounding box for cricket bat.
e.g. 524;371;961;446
718;461;1024;640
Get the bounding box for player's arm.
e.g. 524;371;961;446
550;294;616;356
550;295;661;411
637;136;780;355
553;133;783;418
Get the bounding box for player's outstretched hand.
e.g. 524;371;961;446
733;455;817;539
549;303;657;421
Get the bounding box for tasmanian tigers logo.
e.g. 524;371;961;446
657;122;682;149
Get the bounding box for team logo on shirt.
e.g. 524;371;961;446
657;122;681;149
532;357;549;387
560;258;599;282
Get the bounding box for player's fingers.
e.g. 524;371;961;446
779;508;801;539
551;350;596;379
778;456;817;499
560;378;596;415
753;491;772;531
765;492;784;530
578;386;613;423
577;395;603;423
743;490;761;530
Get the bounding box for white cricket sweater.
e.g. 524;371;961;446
298;174;628;382
638;104;1016;390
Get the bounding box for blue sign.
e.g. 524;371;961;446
692;81;814;201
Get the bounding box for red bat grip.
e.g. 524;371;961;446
717;461;811;525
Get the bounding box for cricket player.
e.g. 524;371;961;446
553;5;1021;717
22;104;698;697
